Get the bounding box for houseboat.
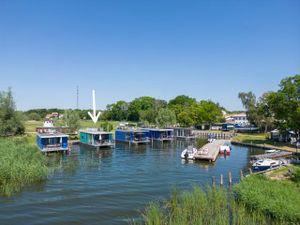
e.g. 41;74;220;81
79;129;114;149
146;128;174;142
115;129;150;145
173;128;196;140
36;124;69;153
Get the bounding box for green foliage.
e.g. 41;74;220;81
63;109;81;132
168;95;197;117
105;100;129;121
234;175;300;223
0;88;25;136
128;96;156;121
100;121;114;132
291;169;300;183
27;112;42;121
141;185;288;225
0;138;48;196
155;108;177;128
266;75;300;136
195;138;208;149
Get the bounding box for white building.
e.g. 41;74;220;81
225;113;249;126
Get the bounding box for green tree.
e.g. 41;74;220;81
155;108;177;128
106;101;129;121
168;95;196;117
128;96;156;121
266;75;300;137
198;100;224;127
0;88;25;136
63;109;80;133
27;112;42;121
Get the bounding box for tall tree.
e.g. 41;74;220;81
267;75;300;137
0;88;25;136
168;95;196;117
128;96;155;121
63;110;80;133
155;108;177;128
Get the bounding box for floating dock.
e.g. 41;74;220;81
250;151;293;160
194;140;226;162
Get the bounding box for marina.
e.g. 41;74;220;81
0;141;257;225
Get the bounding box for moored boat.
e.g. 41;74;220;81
252;158;282;171
181;146;197;160
219;142;231;154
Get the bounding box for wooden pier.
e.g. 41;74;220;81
250;151;293;160
194;140;226;162
193;131;234;140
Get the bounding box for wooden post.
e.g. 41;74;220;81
212;176;216;187
248;168;252;175
228;171;232;186
220;174;224;186
240;170;244;180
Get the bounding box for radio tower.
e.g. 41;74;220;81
76;85;79;109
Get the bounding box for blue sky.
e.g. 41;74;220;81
0;0;299;111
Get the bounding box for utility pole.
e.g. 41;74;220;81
76;85;79;109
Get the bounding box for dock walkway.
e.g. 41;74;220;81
194;140;226;162
250;151;293;160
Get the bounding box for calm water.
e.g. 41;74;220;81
0;141;263;225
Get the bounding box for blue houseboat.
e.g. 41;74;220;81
79;129;114;149
173;128;196;140
115;129;150;145
147;128;174;142
36;127;69;153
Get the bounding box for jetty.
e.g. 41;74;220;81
250;151;293;160
194;140;226;162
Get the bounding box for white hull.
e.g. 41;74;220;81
181;147;197;160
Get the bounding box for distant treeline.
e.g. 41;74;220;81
22;95;226;128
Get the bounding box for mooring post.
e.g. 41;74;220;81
248;168;252;175
220;174;224;186
212;176;216;187
240;170;244;180
228;171;232;186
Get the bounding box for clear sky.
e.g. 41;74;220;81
0;0;299;111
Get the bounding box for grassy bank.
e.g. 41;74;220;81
140;169;300;225
232;133;296;152
0;138;48;196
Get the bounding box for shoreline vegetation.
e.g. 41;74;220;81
139;167;300;225
0;138;48;196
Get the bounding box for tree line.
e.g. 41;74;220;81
239;74;300;136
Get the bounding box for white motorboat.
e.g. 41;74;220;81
219;143;231;154
181;146;197;160
252;158;282;171
265;149;280;154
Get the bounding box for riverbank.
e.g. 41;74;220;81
141;165;300;225
0;138;48;196
232;133;298;152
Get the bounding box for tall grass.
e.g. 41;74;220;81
234;175;300;223
0;138;48;196
195;138;208;149
141;184;296;225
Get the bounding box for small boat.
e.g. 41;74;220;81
265;149;280;154
252;159;282;171
181;146;197;160
219;143;231;154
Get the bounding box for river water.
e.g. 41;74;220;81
0;141;263;225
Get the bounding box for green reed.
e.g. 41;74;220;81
0;138;48;196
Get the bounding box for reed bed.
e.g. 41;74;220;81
0;138;48;196
140;184;297;225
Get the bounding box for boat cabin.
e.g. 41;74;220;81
36;132;69;153
79;129;114;149
115;129;150;144
173;128;196;139
147;128;174;142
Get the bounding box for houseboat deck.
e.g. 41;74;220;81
37;132;69;153
146;128;174;142
115;129;150;145
79;129;115;149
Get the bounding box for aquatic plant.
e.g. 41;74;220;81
0;138;48;196
141;183;297;225
195;138;208;149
